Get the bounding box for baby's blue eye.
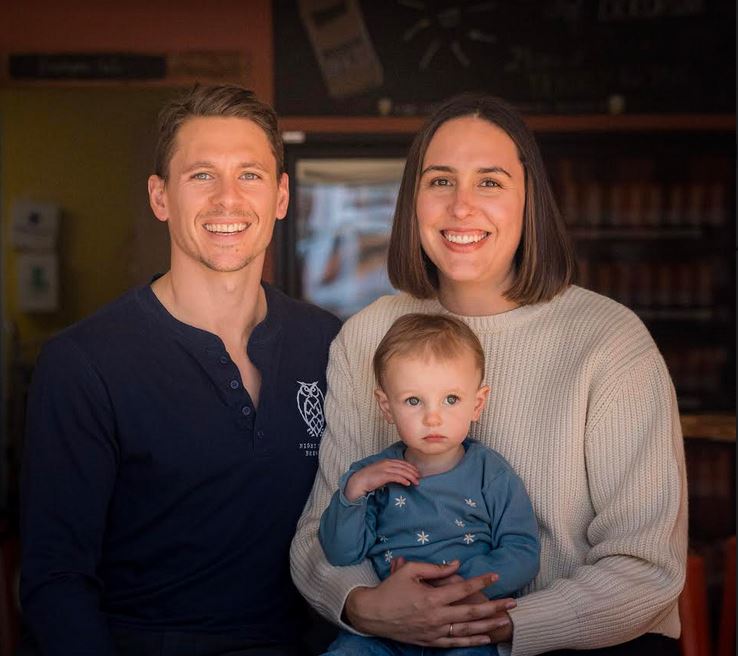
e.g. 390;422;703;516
444;395;460;406
405;397;420;406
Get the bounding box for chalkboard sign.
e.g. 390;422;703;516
275;0;735;115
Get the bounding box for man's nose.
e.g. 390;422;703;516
211;177;241;207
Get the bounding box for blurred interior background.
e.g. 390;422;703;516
0;1;734;654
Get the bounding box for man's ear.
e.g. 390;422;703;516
148;175;168;223
472;385;490;421
374;388;394;424
275;172;289;221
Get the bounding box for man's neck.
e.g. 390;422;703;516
151;258;267;346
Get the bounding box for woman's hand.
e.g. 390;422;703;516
344;559;515;647
395;556;513;642
344;459;420;502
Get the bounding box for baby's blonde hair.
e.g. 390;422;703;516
373;313;485;388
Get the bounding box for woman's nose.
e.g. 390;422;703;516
449;187;475;220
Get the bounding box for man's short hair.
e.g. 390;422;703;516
154;84;284;179
373;313;486;388
387;92;575;306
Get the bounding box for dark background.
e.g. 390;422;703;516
275;0;736;115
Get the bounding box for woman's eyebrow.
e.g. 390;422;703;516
420;164;511;177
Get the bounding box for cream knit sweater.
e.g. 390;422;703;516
290;285;687;655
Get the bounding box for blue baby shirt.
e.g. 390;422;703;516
320;439;539;598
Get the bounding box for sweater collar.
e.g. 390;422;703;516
418;285;573;334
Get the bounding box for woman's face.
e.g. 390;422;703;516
415;116;526;296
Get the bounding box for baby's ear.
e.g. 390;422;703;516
374;388;394;424
472;385;490;421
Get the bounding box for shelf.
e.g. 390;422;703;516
279;114;735;135
681;414;736;442
636;308;724;322
570;227;705;240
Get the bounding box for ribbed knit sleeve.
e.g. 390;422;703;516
290;324;382;627
506;349;687;655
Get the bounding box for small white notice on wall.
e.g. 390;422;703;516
11;199;60;251
17;253;59;312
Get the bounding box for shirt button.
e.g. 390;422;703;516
219;355;229;364
229;379;239;389
256;430;264;439
241;405;252;416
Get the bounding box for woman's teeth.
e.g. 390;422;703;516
442;231;488;244
204;223;247;234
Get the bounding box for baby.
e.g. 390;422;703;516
319;313;539;655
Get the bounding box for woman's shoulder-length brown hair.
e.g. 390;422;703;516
387;92;575;306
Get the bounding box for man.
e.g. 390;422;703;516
20;85;341;656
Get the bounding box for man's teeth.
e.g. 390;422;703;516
204;223;247;234
443;231;488;244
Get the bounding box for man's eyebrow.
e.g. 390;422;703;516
420;164;512;177
181;160;269;173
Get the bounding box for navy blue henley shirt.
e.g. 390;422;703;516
20;282;341;655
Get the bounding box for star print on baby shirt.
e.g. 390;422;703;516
464;498;477;508
463;533;475;544
416;530;430;545
454;518;465;527
394;495;407;508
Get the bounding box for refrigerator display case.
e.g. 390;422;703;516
276;137;411;319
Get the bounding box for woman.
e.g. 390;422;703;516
290;93;686;655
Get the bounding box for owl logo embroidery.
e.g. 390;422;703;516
296;381;326;438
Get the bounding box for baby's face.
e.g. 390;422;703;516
375;350;489;459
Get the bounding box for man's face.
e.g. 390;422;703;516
148;116;288;274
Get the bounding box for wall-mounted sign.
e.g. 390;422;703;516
10;200;60;251
8;54;166;80
4;52;249;84
17;252;59;313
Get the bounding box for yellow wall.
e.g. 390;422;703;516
1;87;176;358
0;0;274;360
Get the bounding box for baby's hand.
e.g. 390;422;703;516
344;459;420;502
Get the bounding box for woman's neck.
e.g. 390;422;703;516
437;278;519;316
